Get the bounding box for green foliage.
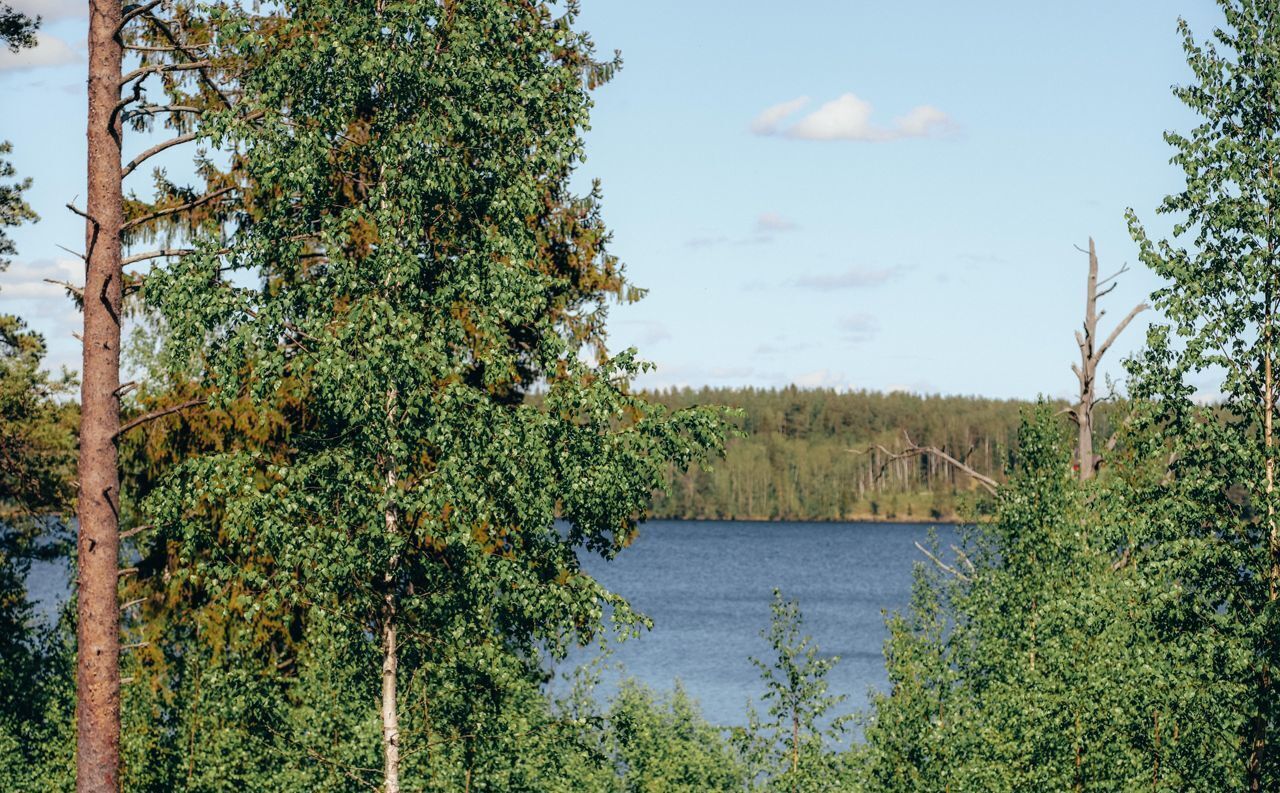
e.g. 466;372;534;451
0;141;38;269
141;0;725;785
736;590;851;792
645;387;1098;521
0;3;36;54
1125;0;1280;786
0;45;77;786
603;680;746;793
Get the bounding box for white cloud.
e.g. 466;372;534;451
787;93;882;141
9;0;85;21
749;96;810;135
752;92;956;142
894;105;954;137
791;265;898;290
755;212;798;233
838;313;879;343
0;34;80;71
1;257;81;299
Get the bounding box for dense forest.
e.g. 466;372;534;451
647;387;1116;521
4;0;1280;791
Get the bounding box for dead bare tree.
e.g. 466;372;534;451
77;3;238;788
1066;238;1148;481
861;431;999;496
854;237;1149;585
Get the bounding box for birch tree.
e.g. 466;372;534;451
1126;0;1280;786
145;2;722;790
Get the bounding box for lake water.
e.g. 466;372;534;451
25;519;958;728
575;519;958;726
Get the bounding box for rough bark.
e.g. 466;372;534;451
77;0;124;789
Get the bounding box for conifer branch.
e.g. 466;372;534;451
119;59;213;89
121;186;235;232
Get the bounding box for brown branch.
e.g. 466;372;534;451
1096;263;1131;288
124;42;211;53
119;524;154;540
121;186;235;232
120;59;213;88
122;248;193;265
1110;546;1133;572
1095;302;1151;362
122;132;198;179
262;726;380;792
124;104;201;120
117;0;165;31
138;10;236;109
951;545;977;574
65;202;98;227
914;541;972;583
113;399;206;439
43;279;84;300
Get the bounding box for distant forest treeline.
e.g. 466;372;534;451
645;387;1118;521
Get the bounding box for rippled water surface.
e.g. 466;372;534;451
575;519;959;725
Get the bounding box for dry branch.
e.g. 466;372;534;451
113;399;206;439
857;432;999;495
914;541;972;582
121;132;198;179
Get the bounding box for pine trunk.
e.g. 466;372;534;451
77;1;124;789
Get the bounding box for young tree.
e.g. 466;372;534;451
1127;1;1280;786
737;590;850;792
146;2;723;789
861;409;1181;791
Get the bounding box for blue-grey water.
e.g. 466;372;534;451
575;519;958;726
24;519;957;728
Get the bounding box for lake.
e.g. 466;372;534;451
26;519;959;728
574;519;959;726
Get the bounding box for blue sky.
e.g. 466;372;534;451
1;0;1221;399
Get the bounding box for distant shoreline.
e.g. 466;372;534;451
646;514;964;525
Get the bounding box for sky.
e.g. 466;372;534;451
0;0;1224;400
